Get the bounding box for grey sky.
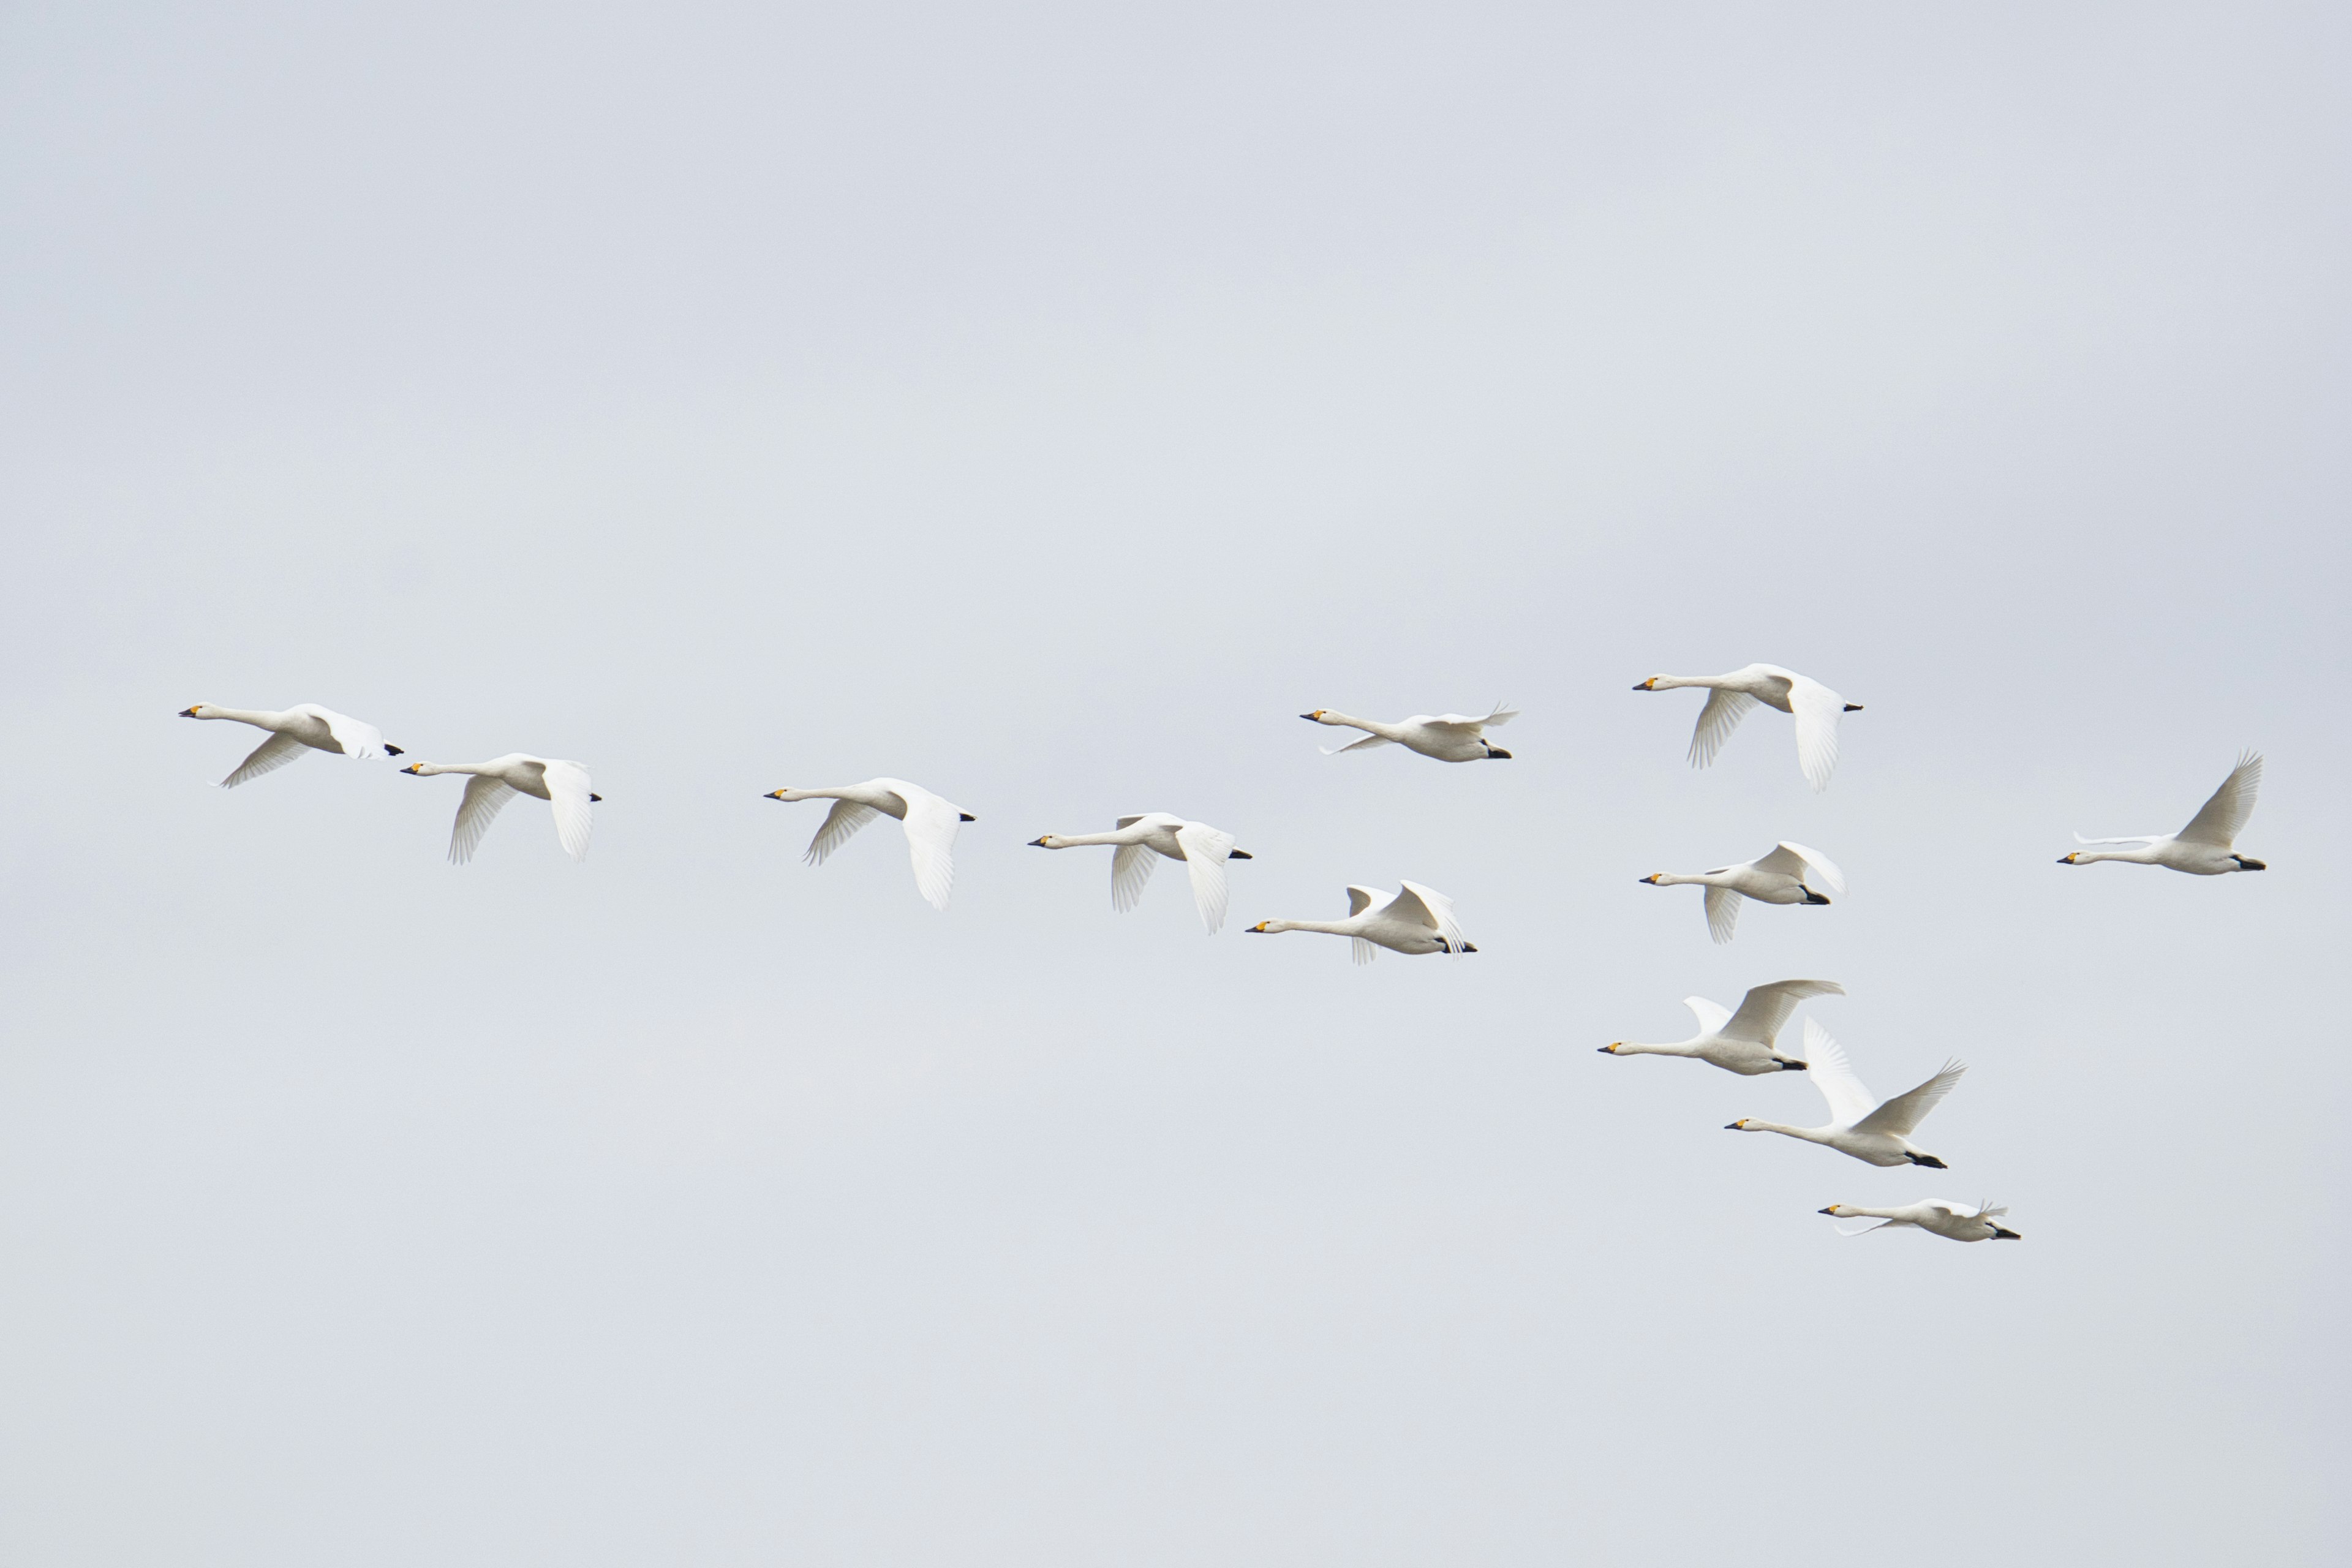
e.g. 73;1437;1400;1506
2;4;2346;1564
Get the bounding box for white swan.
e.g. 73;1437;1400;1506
765;780;974;911
1818;1199;2019;1242
1027;814;1253;934
1599;978;1845;1074
1246;881;1472;963
1632;665;1860;790
400;756;598;864
1640;841;1846;943
179;702;403;786
1299;702;1517;762
2059;751;2267;875
1727;1020;1965;1168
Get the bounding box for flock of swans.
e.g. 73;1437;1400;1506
182;675;2271;1245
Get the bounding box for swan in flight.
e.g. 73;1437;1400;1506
1727;1020;1965;1168
765;780;974;911
179;702;403;786
1599;978;1845;1074
400;756;599;864
1027;814;1253;934
1640;841;1845;943
1632;665;1860;790
2059;751;2267;875
1299;703;1517;762
1818;1199;2020;1242
1246;881;1472;963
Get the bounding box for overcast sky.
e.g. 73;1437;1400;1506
2;4;2346;1564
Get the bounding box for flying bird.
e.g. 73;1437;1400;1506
1599;978;1845;1074
179;702;402;786
400;755;599;864
1632;664;1859;790
1246;881;1472;963
1298;702;1517;762
1818;1199;2020;1242
765;779;974;911
1725;1019;1966;1169
1639;841;1846;944
2059;751;2267;875
1027;813;1253;934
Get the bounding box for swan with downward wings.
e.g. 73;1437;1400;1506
1028;814;1253;934
1632;664;1859;790
179;702;403;786
1640;841;1845;944
765;780;974;911
401;755;599;863
1247;882;1472;963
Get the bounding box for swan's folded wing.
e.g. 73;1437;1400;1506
1687;688;1760;769
1703;884;1742;944
2177;751;2262;846
1682;996;1735;1037
1757;840;1847;897
1801;1019;1879;1128
1393;880;1466;953
805;799;881;865
1174;821;1237;933
542;760;595;862
1111;842;1158;913
1853;1059;1967;1138
1722;978;1844;1044
219;731;307;788
896;788;962;911
1786;678;1845;792
450;775;518;864
1322;734;1393;755
306;704;389;761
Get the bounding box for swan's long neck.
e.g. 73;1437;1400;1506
1736;1120;1829;1145
1834;1205;1907;1219
1313;711;1395;737
1610;1040;1697;1058
1642;676;1717;692
194;706;279;726
769;786;853;803
1256;919;1354;937
405;761;489;777
1648;872;1710;888
1038;830;1132;848
2065;847;2154;866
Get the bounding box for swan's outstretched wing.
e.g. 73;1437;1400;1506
1834;1216;1898;1237
302;704;390;761
1173;821;1237;934
542;760;595;862
1721;979;1844;1044
1786;677;1846;792
1688;688;1760;768
1703;884;1742;944
1425;702;1518;731
2073;832;2165;846
1351;937;1378;966
450;775;518;864
219;731;307;788
2177;751;2263;847
1322;734;1393;755
805;800;882;865
1393;880;1468;953
1682;996;1735;1037
895;788;963;911
1755;841;1847;898
1853;1060;1966;1139
1346;885;1386;917
1801;1019;1879;1128
1111;842;1158;913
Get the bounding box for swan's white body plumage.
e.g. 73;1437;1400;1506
179;702;401;787
401;755;596;864
1601;978;1845;1075
1300;702;1518;763
1819;1199;2019;1242
2060;752;2267;875
1641;841;1845;943
1248;881;1471;963
1727;1020;1966;1168
1633;664;1855;790
1030;813;1250;934
766;778;971;911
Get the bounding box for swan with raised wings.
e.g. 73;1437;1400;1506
179;702;403;786
1247;882;1472;963
2059;751;2267;874
765;780;974;911
1640;841;1845;943
1818;1199;2019;1242
401;755;599;863
1298;702;1517;762
1726;1019;1966;1169
1599;978;1844;1074
1027;814;1253;934
1632;665;1859;790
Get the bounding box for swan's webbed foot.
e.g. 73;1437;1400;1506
1228;849;1254;859
959;813;976;821
1777;1060;1808;1071
1803;891;1831;905
385;744;405;756
1843;703;1863;712
1460;942;1477;952
589;794;603;802
1990;1227;2022;1240
1485;748;1512;760
1906;1153;1948;1169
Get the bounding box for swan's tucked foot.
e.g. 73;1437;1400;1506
589;793;603;802
385;744;405;755
1803;891;1831;905
1229;850;1254;860
1778;1060;1808;1071
1907;1153;1948;1169
1486;748;1512;760
2233;856;2267;870
1844;703;1863;712
1990;1226;2022;1240
1460;942;1477;952
959;812;976;822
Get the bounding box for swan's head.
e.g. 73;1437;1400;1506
1247;921;1272;933
2231;855;2267;871
1299;710;1327;722
399;763;421;774
1638;873;1663;884
1029;834;1065;848
1817;1204;1855;1216
178;703;208;717
1599;1042;1623;1054
2058;852;2081;865
1725;1118;1755;1131
764;788;798;801
1632;677;1659;691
